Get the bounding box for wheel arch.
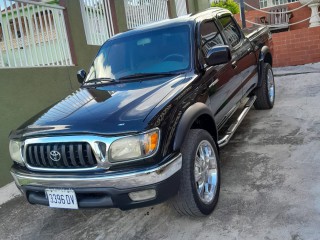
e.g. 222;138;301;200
173;102;218;152
258;46;273;87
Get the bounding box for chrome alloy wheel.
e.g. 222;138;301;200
267;68;275;104
194;140;218;204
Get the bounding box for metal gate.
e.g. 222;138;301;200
175;0;188;17
124;0;169;29
80;0;115;46
0;0;73;68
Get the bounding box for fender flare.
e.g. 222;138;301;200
258;46;272;87
173;102;218;151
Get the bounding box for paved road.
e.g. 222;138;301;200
1;66;320;240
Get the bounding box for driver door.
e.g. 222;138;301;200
199;20;239;128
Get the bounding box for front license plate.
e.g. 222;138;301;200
45;189;78;209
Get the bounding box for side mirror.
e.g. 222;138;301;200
205;45;231;66
77;69;87;84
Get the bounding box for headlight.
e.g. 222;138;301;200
109;129;160;162
9;140;24;165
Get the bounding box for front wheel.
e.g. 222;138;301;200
170;129;220;217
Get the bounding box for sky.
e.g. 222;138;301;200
0;1;16;10
1;1;9;10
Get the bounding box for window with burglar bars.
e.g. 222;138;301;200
0;0;73;68
259;0;268;8
79;0;115;46
124;0;169;30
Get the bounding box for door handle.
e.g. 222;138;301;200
232;61;237;69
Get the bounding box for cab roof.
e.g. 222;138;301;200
111;7;232;40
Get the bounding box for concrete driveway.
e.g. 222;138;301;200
1;63;320;240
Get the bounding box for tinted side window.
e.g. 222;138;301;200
200;21;224;57
218;16;242;48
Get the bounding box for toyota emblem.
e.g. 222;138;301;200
50;150;61;162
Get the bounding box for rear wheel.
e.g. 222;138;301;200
254;63;275;110
171;129;220;217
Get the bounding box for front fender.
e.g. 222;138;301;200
173;102;217;151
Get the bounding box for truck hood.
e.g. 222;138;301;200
12;74;186;139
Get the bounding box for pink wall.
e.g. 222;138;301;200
234;3;320;67
273;27;320;67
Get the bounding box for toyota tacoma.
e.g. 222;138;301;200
9;8;275;216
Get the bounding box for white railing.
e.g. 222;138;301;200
124;0;169;29
0;0;73;68
175;0;188;17
79;0;115;46
260;0;298;9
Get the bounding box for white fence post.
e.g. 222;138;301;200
0;0;73;68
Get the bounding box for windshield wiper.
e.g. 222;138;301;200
119;72;178;80
84;77;117;85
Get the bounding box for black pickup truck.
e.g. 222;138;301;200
9;8;275;216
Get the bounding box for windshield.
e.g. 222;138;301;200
85;25;191;82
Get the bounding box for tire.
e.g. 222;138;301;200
254;63;275;110
170;129;220;217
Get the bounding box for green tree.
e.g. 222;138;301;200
211;0;240;14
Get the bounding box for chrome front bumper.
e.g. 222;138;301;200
11;154;182;190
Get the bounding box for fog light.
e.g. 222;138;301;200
128;189;156;202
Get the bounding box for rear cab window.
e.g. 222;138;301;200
200;21;225;55
218;16;243;49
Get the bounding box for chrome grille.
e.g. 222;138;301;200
25;143;97;169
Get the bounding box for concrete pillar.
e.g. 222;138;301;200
187;0;197;13
168;0;178;18
113;0;128;32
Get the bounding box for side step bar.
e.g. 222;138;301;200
218;96;257;148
